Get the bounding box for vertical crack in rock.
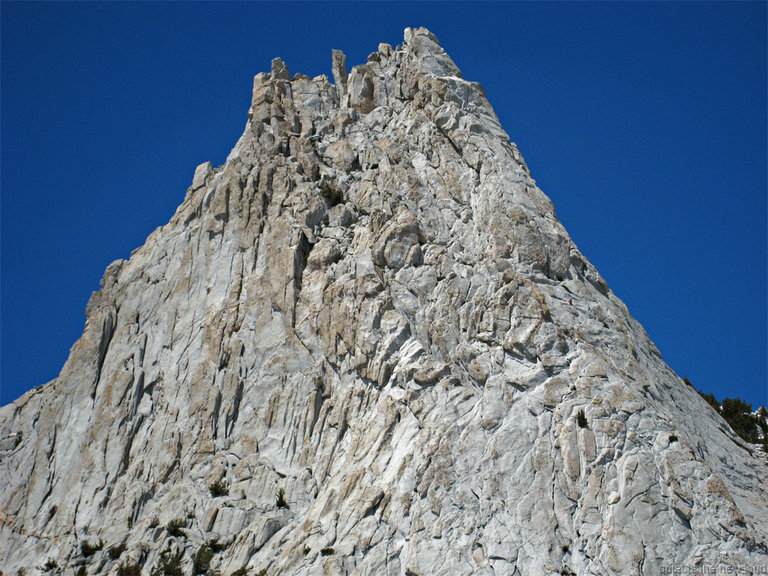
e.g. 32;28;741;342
293;231;312;297
92;307;117;399
211;383;222;441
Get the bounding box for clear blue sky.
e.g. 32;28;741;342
2;2;766;409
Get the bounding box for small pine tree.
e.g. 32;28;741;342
81;539;104;557
108;542;127;560
151;549;184;576
722;397;758;442
209;480;229;497
165;518;186;538
207;537;229;553
276;487;288;509
192;545;214;575
117;564;141;576
698;390;720;412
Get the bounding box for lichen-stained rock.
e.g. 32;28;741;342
1;26;766;576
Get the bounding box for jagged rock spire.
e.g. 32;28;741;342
331;48;348;98
1;27;766;576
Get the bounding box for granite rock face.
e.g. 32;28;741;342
1;27;766;576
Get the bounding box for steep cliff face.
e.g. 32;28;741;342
1;28;766;576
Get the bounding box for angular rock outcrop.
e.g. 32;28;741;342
1;27;766;576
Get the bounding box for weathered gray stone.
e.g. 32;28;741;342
331;48;348;98
346;65;374;114
271;56;290;80
192;160;213;190
323;139;357;171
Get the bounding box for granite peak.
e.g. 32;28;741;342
1;27;766;576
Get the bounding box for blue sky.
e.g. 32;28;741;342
1;2;766;409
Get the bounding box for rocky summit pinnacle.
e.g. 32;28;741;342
1;27;766;576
